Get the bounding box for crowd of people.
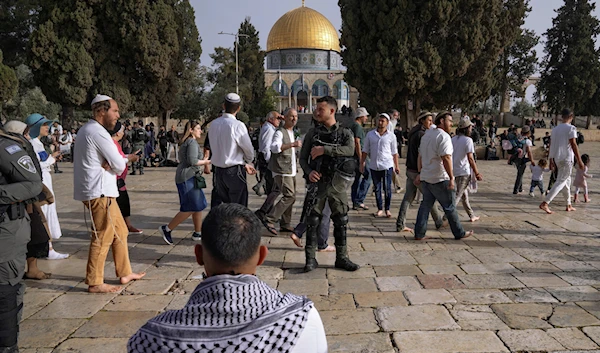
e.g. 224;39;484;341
0;89;595;352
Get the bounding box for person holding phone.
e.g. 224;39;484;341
25;114;69;260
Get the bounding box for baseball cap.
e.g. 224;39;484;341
457;117;474;129
225;93;241;103
355;107;369;118
25;113;57;139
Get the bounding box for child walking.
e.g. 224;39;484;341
574;154;593;203
529;159;550;197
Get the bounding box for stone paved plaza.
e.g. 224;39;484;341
18;142;600;353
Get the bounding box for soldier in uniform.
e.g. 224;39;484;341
299;96;359;273
130;121;147;175
0;122;43;352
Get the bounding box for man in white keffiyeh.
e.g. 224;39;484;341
128;203;328;353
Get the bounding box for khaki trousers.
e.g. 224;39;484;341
266;175;296;229
83;197;132;286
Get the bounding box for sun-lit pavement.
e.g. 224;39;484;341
18;142;600;352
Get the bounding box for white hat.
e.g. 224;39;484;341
458;117;474;129
4;120;27;135
379;113;391;121
225;93;241;103
355;107;369;118
91;94;113;107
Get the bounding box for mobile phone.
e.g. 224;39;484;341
135;150;143;156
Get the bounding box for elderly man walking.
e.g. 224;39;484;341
73;94;145;293
263;109;301;235
255;111;283;223
208;93;256;207
414;112;473;240
540;108;584;214
360;113;400;218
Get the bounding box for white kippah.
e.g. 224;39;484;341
225;93;241;103
91;94;113;107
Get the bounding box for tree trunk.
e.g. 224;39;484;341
586;115;592;129
61;105;74;130
499;88;511;113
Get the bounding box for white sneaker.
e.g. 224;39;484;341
529;192;535;197
48;249;69;260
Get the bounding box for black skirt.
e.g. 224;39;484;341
28;208;50;259
117;190;131;218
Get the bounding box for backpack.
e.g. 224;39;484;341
502;139;513;151
577;132;584;145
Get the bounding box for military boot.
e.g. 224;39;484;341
304;217;319;272
334;224;360;271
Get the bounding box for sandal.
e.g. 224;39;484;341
265;224;278;236
359;204;369;210
280;227;294;233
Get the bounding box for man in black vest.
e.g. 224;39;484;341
263;108;301;235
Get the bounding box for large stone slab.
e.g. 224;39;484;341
578;301;600;320
410;250;480;265
21;292;62;321
104;295;172;312
125;279;176;295
552;261;597;272
460;263;519;275
405;289;456;305
546;286;600;302
512;261;562;273
497;329;564;352
354;291;408;308
375;276;421;291
556;271;600;286
350;251;417;266
392;331;509;353
319;309;379;335
19;319;85;348
549;304;600;327
547;328;599;350
419;265;464;275
450;289;512;305
30;293;116;319
329;278;378;294
513;273;572;287
491;303;554;329
376;305;460;331
449;305;510;331
277;279;328;296
502;288;558;303
373;265;422;277
327;333;395;353
308;294;356;311
417;274;466;289
327;267;375;279
71;311;158;338
457;274;525;289
52;338;129;353
468;248;529;263
583;326;600;346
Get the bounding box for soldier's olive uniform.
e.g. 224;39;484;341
299;122;359;272
0;128;43;353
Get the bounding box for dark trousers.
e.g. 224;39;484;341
415;180;466;239
212;165;248;207
160;144;168;160
513;160;528;193
293;201;332;249
371;168;393;211
258;169;278;215
530;180;544;194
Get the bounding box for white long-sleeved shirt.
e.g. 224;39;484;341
30;138;55;173
363;129;398;171
208;113;254;168
259;122;277;162
270;129;297;177
73;119;127;201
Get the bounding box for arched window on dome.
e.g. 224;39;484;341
291;79;309;96
271;79;289;97
332;84;339;98
312;79;329;97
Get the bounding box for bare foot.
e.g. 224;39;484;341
290;233;303;248
318;245;336;252
88;283;122;293
470;216;480;222
438;220;449;229
459;230;474;240
566;205;576;212
585;198;591;203
539;202;553;214
25;270;51;280
374;210;385;218
120;272;146;284
385;210;392;218
401;227;413;232
414;236;433;241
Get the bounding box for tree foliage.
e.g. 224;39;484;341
0;0;39;67
339;0;527;124
537;0;600;114
512;99;535;117
0;51;18;118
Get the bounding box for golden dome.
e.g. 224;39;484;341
266;5;341;53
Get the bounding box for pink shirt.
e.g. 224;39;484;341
114;140;128;191
574;165;592;188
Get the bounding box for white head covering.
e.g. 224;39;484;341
225;93;241;103
91;94;113;107
379;113;391;121
4;120;27;135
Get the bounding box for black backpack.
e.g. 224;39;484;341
577;132;584;145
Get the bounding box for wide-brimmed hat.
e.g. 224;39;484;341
521;125;531;134
417;111;434;122
355;107;369;118
457;117;474;129
25;113;57;139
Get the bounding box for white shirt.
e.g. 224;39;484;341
51;124;63;135
31;138;55;173
549;123;578;163
270;129;297;177
363;129;398;171
387;118;398;133
290;307;328;353
530;165;550;181
451;135;475;177
208;113;255;168
419;128;453;184
259;122;277;162
59;132;73;153
73;120;127;201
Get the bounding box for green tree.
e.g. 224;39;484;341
512;98;535;117
29;0;96;128
537;0;600;114
0;0;39;67
339;0;527;126
0;51;18;119
496;28;539;113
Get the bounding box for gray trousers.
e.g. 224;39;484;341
455;175;475;219
396;170;444;229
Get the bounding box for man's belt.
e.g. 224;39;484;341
0;202;26;222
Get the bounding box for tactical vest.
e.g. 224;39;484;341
309;125;347;178
268;128;294;175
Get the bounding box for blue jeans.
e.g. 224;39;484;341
351;167;371;206
415;180;466;239
371;167;393;211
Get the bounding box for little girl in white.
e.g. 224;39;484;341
529;159;550;197
574;154;593;202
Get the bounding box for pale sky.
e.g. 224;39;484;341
192;0;600;102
